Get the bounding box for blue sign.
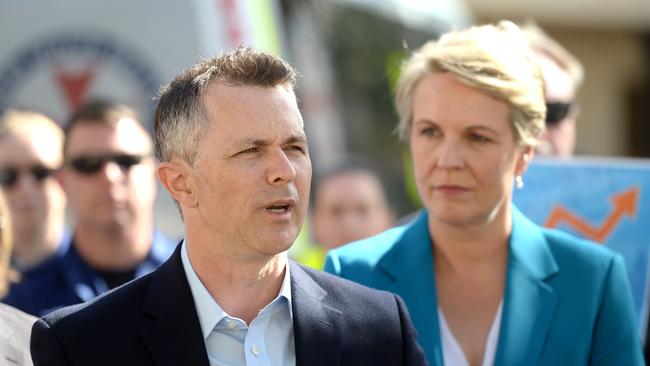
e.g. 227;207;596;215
514;157;650;335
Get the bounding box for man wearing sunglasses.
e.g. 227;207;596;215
3;101;175;317
523;23;584;157
0;110;67;272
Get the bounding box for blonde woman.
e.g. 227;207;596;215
0;192;36;366
326;21;642;365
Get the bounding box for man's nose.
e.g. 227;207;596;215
12;169;45;192
267;149;296;185
101;161;127;184
12;177;36;197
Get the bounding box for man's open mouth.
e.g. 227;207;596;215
264;199;296;214
266;204;291;213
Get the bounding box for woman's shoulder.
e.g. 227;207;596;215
540;226;621;274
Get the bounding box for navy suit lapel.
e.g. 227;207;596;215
495;207;559;366
377;211;443;366
290;262;342;366
140;244;210;366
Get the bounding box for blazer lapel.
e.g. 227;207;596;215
140;244;210;366
495;207;559;366
290;262;342;366
377;211;444;366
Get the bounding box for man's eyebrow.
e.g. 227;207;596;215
284;135;307;144
241;135;307;146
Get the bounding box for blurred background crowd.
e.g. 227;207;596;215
1;0;649;239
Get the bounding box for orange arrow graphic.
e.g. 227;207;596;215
544;186;640;243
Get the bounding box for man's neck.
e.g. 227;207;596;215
73;221;152;272
186;240;287;325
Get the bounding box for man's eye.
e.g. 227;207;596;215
287;145;305;153
239;147;258;154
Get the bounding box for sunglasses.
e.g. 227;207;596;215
66;154;147;174
546;102;574;127
0;165;55;188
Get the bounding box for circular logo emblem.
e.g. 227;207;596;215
0;32;160;128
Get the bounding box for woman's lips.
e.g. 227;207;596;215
433;185;470;195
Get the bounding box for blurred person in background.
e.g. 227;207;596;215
522;23;584;157
325;21;642;365
3;100;174;316
0;192;36;366
311;164;394;250
0;110;67;272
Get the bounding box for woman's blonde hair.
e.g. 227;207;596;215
0;192;12;298
395;20;546;145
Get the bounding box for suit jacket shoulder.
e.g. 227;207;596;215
31;245;427;366
290;263;427;366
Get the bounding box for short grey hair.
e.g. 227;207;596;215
154;47;297;165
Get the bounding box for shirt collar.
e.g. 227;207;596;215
180;241;293;340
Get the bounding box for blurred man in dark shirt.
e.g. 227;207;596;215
3;101;174;316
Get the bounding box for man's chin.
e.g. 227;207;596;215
92;212;133;232
270;232;300;253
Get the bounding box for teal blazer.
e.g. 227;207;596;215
325;206;643;365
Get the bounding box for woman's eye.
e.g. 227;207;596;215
420;127;439;137
469;133;491;143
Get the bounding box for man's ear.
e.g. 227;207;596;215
515;144;535;177
157;160;198;208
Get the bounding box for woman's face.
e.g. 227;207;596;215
410;72;532;227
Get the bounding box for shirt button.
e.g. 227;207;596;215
226;320;237;330
251;346;260;357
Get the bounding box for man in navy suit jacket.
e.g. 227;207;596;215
30;47;427;366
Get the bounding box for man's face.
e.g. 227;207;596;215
535;50;577;157
62;119;156;230
312;172;393;250
187;84;311;261
0;129;65;240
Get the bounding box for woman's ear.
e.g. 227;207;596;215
157;160;198;208
515;145;535;177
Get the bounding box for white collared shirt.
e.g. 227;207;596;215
181;242;295;366
439;301;503;366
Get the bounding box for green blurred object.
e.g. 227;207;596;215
401;147;423;209
385;50;406;96
288;219;326;269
